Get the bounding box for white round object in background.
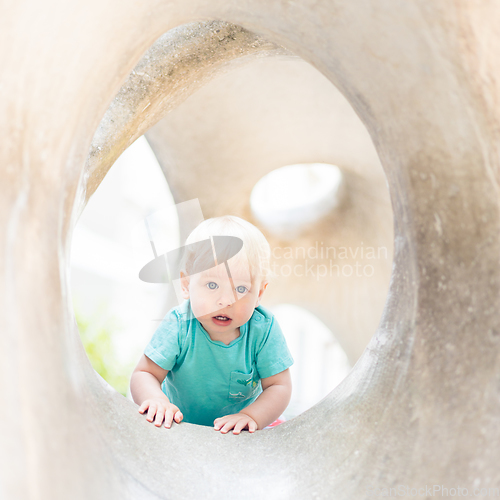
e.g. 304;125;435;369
250;163;344;239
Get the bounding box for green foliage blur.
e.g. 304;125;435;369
74;303;134;397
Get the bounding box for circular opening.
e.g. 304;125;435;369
73;20;393;432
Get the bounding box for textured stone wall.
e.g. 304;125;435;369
1;1;500;499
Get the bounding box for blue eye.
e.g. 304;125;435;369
207;282;218;290
236;285;248;294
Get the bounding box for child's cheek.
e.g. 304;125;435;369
192;298;217;318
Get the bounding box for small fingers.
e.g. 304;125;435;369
214;417;228;431
220;419;237;434
146;404;157;422
232;419;247;435
154;407;166;427
174;410;183;424
214;415;257;435
164;409;174;428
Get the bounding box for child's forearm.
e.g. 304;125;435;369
130;371;171;405
238;384;291;430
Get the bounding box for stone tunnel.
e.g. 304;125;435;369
1;1;500;499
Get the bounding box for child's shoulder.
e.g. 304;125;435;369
169;298;196;323
158;300;195;340
247;305;287;353
248;304;276;330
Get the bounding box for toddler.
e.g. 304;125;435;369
130;215;294;434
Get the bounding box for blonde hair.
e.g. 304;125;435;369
180;215;275;284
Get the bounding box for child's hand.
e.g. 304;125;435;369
138;398;183;428
214;413;258;434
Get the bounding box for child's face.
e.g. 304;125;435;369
180;258;267;341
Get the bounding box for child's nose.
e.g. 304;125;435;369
216;288;236;307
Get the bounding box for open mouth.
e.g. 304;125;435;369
213;315;231;321
212;314;232;326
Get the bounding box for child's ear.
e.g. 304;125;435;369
180;271;190;299
256;280;269;306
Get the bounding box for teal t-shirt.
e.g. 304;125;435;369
144;299;294;427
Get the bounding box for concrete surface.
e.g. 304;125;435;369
1;1;500;499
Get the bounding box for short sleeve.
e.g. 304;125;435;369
255;316;294;379
144;308;182;371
